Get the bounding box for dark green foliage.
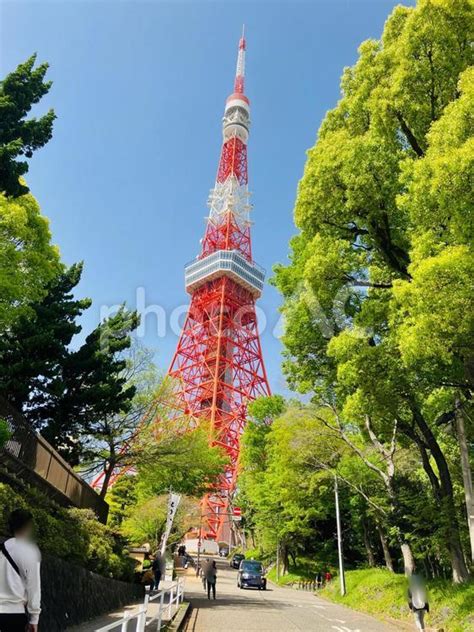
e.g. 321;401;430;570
0;419;10;448
107;476;138;529
0;263;90;411
0;482;134;580
0;263;140;463
0;55;56;197
40;306;139;461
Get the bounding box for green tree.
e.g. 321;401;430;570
0;55;55;197
240;403;345;573
120;495;201;550
135;422;227;499
80;345;160;497
0;263;90;410
273;0;473;582
391;65;474;560
0;263;140;462
114;424;226;546
107;476;138;529
40;305;139;462
0;191;60;330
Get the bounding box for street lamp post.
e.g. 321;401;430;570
334;474;346;596
276;541;280;582
196;507;203;576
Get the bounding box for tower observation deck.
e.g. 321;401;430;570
168;31;271;542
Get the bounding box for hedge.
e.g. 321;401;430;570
0;481;135;581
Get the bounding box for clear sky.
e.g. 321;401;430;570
1;0;412;394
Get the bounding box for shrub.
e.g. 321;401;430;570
0;419;10;449
0;482;134;580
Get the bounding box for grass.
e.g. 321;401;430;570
267;562;319;586
321;569;474;632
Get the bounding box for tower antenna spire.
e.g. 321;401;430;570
234;26;246;94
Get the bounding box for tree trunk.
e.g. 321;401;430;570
455;401;474;562
250;529;256;548
400;542;416;577
289;550;297;568
411;404;470;583
377;524;394;572
280;543;289;575
362;518;376;567
99;462;114;499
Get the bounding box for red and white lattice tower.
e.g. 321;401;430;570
168;31;270;541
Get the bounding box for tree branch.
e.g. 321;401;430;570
395;111;424;157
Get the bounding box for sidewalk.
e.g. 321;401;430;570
67;580;178;631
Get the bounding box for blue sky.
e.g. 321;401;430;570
1;0;411;394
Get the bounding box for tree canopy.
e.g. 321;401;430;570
272;0;473;583
0;55;55;197
0;191;60;330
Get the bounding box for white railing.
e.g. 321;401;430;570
95;579;185;632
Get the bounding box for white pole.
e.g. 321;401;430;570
167;585;174;619
197;508;203;575
334;475;346;596
276;541;280;582
121;612;129;632
156;591;165;631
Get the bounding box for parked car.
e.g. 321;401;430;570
237;559;267;590
230;553;245;569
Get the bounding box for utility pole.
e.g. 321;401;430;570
196;507;203;576
276;541;280;582
334;475;346;596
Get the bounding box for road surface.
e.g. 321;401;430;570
184;560;396;632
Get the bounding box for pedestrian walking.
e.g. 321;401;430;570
316;571;323;589
408;575;429;631
0;509;41;632
152;552;163;590
324;570;332;584
204;559;217;600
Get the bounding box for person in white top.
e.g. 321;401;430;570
0;509;41;632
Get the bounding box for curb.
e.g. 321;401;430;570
166;602;191;631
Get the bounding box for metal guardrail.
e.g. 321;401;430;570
0;396;108;522
95;579;185;632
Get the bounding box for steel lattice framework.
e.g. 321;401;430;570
168;32;270;541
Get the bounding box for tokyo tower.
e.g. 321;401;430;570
168;31;270;542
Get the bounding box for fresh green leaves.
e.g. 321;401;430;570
273;0;473;582
0;192;60;330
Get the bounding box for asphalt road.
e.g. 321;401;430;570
183;560;397;632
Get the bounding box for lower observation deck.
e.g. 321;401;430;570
185;249;265;297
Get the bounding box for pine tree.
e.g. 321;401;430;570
0;263;90;411
0;55;56;197
0;263;140;463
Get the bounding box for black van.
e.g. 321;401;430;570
230;553;245;569
237;559;267;590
